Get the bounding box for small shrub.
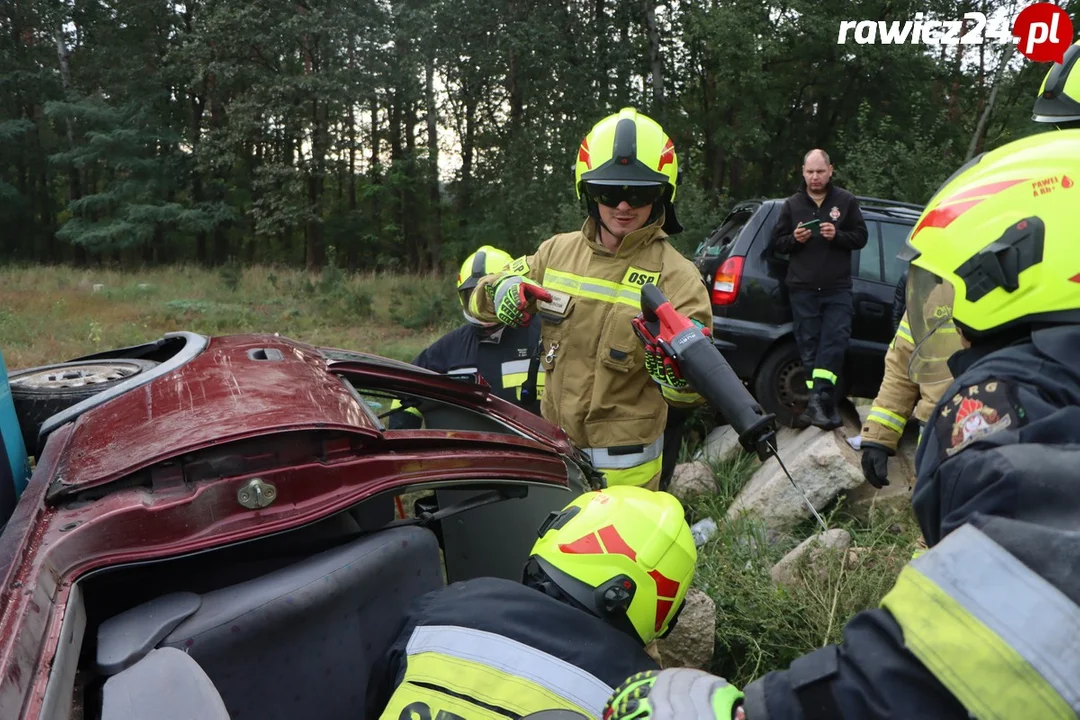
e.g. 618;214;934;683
219;259;242;291
388;276;459;330
345;289;374;318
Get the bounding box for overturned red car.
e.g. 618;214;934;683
0;332;600;719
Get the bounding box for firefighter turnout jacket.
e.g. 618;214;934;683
390;321;544;429
740;325;1080;719
365;577;659;720
860;311;952;452
468;214;712;488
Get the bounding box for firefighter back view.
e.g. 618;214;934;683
603;129;1080;719
365;485;697;720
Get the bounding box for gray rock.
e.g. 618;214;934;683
697;425;742;465
726;425;863;533
669;461;717;500
770;529;853;587
656;589;716;670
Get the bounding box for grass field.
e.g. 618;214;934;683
0;264;460;370
0;263;917;687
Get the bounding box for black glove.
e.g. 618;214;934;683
860;442;892;488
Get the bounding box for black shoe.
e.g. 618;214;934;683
820;388;844;430
804;393;830;428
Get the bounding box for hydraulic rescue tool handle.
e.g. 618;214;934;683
639;283;778;461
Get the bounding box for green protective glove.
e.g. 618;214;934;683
486;275;552;328
641;318;710;391
603;669;745;720
643;342;688;390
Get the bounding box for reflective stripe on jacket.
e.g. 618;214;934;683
881;523;1080;718
861;311;952;452
467;214;711;487
380;625;615;719
367;577;658;720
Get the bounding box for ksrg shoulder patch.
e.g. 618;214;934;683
934;378;1027;460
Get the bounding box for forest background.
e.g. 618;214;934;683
2;0;1069;273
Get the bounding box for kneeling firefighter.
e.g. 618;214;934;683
602;130;1080;719
389;245;544;429
365;485;697;720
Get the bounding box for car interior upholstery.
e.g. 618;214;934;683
66;501;445;720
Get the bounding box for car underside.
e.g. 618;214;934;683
0;333;601;720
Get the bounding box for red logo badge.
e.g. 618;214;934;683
1013;3;1074;63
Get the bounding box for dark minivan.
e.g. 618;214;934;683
694;196;923;426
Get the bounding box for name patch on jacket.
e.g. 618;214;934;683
621;267;660;287
538;289;571;315
934;379;1026;459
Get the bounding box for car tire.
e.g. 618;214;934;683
9;359;159;451
752;342;810;428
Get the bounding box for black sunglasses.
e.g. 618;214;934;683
585;182;664;209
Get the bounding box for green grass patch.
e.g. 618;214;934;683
0;264;459;368
682;451;920;687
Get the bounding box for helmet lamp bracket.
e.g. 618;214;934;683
955;216;1044;302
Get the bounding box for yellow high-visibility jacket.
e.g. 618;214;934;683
469;214;711;487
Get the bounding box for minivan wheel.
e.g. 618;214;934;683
753;343;810;428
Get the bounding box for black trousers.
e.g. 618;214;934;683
659;406;691;491
790;288;853;393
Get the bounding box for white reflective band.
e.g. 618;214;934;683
912;524;1080;711
582;435;664;470
406;625;614;716
447;366;479;376
501;359;532;375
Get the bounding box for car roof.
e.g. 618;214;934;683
738;195;923;222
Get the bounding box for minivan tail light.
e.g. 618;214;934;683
711;256;744;305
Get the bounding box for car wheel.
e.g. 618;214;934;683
9;359;159;451
752;343;810;427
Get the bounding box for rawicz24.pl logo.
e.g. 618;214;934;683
838;2;1075;63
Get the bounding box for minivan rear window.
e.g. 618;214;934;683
698;210;754;258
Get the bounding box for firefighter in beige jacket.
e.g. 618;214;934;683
467;108;711;490
860;307;959;488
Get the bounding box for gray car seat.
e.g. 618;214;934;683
96;525;444;720
101;647;229;720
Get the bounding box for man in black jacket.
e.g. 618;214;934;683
771;149;868;429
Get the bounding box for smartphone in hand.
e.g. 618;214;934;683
798;218;821;234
